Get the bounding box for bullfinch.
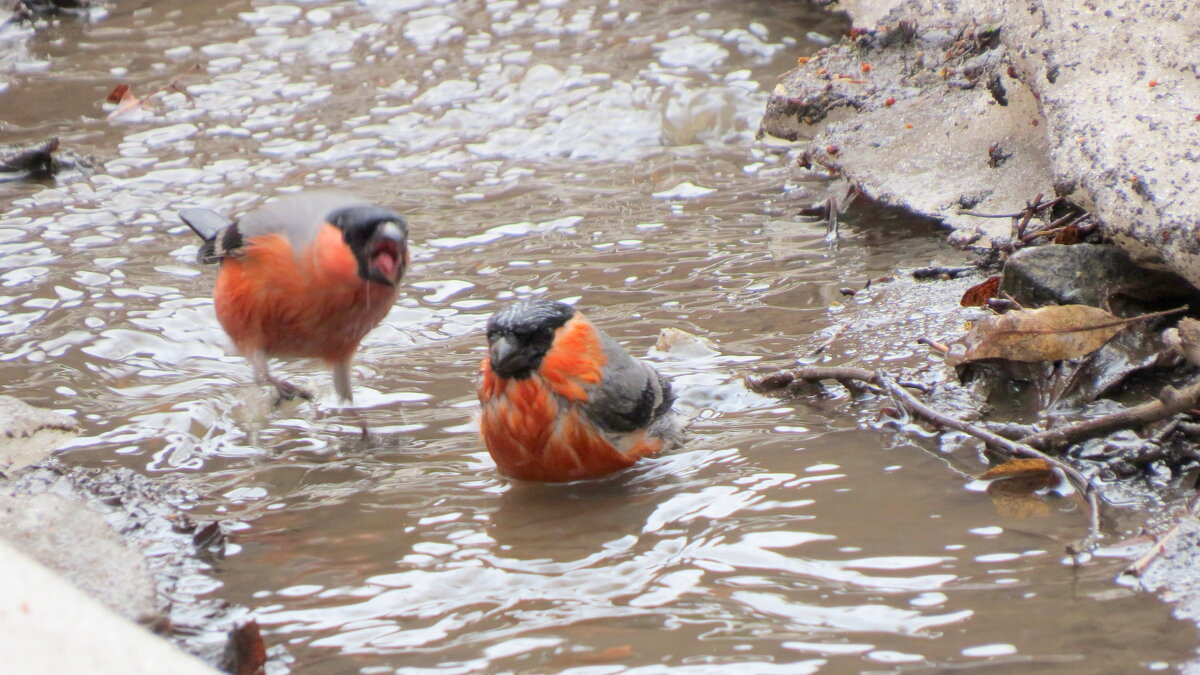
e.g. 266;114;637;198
179;191;409;404
478;298;683;482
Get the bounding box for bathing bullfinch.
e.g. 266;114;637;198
478;298;683;482
178;191;409;404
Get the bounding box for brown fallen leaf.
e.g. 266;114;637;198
105;83;130;104
960;275;1001;307
980;457;1054;480
987;476;1054;519
105;64;201;120
946;305;1183;366
224;620;266;675
1053;224;1080;244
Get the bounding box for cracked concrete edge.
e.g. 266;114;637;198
764;0;1200;285
0;538;219;675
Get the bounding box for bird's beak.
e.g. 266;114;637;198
366;221;407;286
489;335;520;372
376;221;404;243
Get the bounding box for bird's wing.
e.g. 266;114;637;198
581;330;675;435
236;191;369;253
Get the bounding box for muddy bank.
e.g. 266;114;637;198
759;0;1200;647
761;0;1200;289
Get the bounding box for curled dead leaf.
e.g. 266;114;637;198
105;83;130;104
980;458;1054;480
946;305;1180;366
982;459;1058;520
960;275;1001;307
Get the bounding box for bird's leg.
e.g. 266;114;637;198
331;359;354;405
248;351;312;404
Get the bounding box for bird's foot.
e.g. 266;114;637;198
268;377;313;405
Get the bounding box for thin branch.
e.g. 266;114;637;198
878;375;1101;556
959;196;1064;219
1020;376;1200;450
918;337;950;354
748;366;883;396
750;365;1104;555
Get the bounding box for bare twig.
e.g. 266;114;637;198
878;375;1101;555
751;365;1105;555
748;366;883;396
1013;193;1043;240
917;337;950;354
1021;212;1090;243
959;196;1063;219
1020;376;1200;450
912;265;975;280
1124;495;1200;578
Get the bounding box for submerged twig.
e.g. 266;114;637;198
878;375;1101;556
912;265;974;280
752;364;1105;556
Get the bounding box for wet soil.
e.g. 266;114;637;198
1;0;1198;672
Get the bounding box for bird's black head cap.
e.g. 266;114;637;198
486;298;576;379
328;204;409;286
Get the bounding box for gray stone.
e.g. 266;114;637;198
0;395;78;474
0;492;159;625
761;0;1200;286
1001;244;1193;309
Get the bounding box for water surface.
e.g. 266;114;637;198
0;0;1195;672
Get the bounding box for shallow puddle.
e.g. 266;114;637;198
1;0;1196;672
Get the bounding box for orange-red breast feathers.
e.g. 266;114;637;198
478;299;677;482
213;225;398;365
180;191;409;402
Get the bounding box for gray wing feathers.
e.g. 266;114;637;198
583;331;674;435
237;191;368;251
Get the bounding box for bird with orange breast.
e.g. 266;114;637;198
179;191;409;404
478;298;684;482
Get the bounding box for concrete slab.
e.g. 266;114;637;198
0;538;218;674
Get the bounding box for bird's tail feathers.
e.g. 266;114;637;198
179;208;236;264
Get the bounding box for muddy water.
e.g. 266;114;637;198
0;0;1196;672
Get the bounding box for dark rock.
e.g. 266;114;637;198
0;138;93;182
1001;244;1195;309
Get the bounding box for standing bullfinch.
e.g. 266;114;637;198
179;191;409;404
478;298;683;482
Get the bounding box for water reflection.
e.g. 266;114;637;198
1;0;1196;672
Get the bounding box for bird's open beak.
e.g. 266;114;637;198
366;221;406;286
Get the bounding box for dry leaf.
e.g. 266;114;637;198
946;304;1130;366
1053;224;1080;244
987;477;1054;519
105;83;130;104
226;620;266;675
960;275;1001;307
980;458;1054;480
